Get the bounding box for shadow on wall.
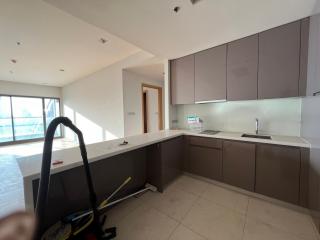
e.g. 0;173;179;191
64;105;117;144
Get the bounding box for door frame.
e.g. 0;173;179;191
141;83;163;133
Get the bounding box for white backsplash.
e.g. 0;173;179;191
175;98;302;137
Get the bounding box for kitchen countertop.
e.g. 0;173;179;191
17;130;310;180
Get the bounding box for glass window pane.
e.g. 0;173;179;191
12;97;44;141
45;98;61;137
0;96;13;143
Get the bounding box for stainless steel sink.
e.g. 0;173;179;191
200;130;220;135
241;134;272;140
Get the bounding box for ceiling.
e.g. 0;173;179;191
126;64;164;81
0;0;140;86
45;0;320;59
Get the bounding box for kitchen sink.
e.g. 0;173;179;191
241;134;272;140
200;130;220;135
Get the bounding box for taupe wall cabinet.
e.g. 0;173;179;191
258;21;301;99
195;45;227;102
227;35;258;101
170;55;195;104
170;18;309;104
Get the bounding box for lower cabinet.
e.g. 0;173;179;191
161;136;184;187
223;141;256;191
147;136;183;192
255;144;301;204
186;137;223;181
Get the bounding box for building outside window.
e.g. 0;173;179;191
0;95;61;145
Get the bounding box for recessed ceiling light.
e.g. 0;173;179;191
173;6;180;13
11;59;17;64
59;69;65;72
100;38;108;44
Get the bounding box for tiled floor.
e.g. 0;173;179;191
1;140;319;240
104;175;320;240
0;138;77;217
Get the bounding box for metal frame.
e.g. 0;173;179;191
0;94;62;146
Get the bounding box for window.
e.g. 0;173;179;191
0;96;13;143
44;98;61;137
12;97;45;141
0;95;61;145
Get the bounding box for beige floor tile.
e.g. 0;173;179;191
169;224;206;240
170;175;209;196
116;205;179;240
104;196;143;227
182;198;245;240
141;186;198;221
243;217;313;240
201;184;249;214
247;198;318;240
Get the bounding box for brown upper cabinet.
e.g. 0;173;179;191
195;45;227;102
170;55;195;105
227;35;258;101
170;18;309;104
258;21;301;99
299;18;310;96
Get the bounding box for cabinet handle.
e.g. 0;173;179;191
313;91;320;96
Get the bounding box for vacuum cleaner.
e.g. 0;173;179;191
34;117;157;240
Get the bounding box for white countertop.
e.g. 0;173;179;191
17;130;310;180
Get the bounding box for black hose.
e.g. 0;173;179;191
34;117;101;239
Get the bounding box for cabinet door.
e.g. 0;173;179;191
255;144;300;204
170;55;195;104
195;45;227;102
161;137;183;187
299;18;310;96
223;141;256;191
188;145;223;181
227;35;258;101
258;21;301;99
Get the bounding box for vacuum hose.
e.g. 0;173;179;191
34;117;101;239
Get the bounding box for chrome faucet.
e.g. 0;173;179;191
255;118;259;135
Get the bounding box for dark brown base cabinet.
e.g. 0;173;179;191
223;141;256;191
185;137;223;181
147;136;183;192
184;136;309;207
255;144;301;205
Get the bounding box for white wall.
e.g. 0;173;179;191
62;51;155;143
123;70;164;136
176;98;302;137
0;80;61;98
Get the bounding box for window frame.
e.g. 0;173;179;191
0;94;62;146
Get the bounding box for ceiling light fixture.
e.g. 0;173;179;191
190;0;202;4
100;38;108;44
173;6;180;13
